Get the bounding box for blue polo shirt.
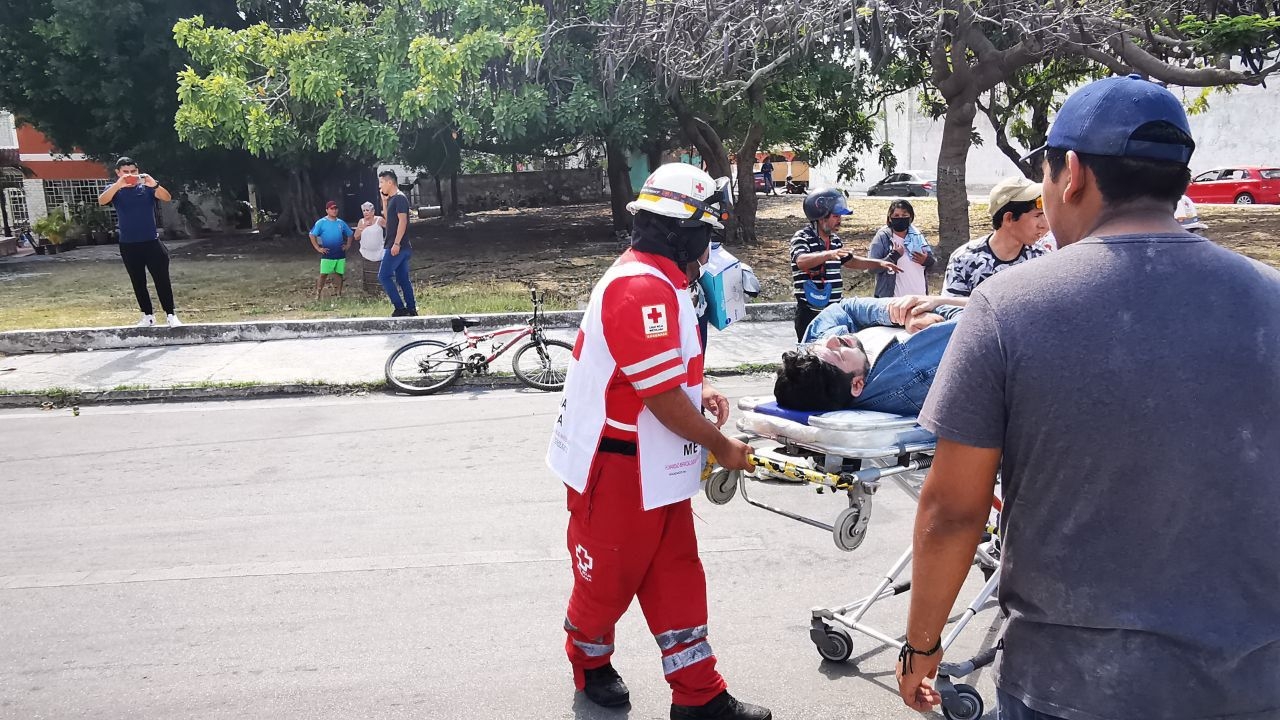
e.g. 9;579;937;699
111;185;159;244
310;217;353;259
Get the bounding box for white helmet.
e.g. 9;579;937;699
628;163;733;229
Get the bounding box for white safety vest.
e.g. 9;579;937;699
547;259;705;510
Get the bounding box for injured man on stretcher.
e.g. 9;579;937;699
773;296;967;417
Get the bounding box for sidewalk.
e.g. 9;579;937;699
0;321;796;404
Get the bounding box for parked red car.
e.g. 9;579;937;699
1186;166;1280;205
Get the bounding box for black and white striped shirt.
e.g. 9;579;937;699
790;225;844;306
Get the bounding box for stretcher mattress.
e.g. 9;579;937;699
737;397;936;456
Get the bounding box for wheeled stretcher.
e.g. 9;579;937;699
703;398;1003;720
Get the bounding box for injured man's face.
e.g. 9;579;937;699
811;335;871;388
774;335;872;412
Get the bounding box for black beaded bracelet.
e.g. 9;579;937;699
897;637;942;673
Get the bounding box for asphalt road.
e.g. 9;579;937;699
0;379;1001;720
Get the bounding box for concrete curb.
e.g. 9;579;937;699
0;365;781;409
0;303;796;355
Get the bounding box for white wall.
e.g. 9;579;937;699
811;82;1280;193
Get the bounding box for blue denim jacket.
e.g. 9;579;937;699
801;298;959;417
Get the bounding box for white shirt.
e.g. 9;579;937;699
358;221;385;261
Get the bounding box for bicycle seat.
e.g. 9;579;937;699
451;317;483;332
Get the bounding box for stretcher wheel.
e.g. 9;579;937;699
833;506;869;552
704;468;739;505
815;626;853;663
941;684;983;720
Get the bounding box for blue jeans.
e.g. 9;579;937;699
997;689;1067;720
378;246;416;311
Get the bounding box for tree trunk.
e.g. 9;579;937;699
732;84;767;245
669;92;732;179
605;136;634;233
448;171;459;217
433;175;445;214
935;98;978;259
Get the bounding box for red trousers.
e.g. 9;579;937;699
564;450;728;706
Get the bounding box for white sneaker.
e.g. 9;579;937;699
136;314;156;327
166;314;184;327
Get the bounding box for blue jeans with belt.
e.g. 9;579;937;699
378;246;416;312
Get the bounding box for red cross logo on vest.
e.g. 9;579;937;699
642;304;669;338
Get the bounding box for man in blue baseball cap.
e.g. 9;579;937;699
897;74;1280;720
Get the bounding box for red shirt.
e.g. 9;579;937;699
575;250;705;440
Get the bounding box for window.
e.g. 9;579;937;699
1192;170;1222;183
1224;169;1249;181
42;179;117;225
1261;169;1280;180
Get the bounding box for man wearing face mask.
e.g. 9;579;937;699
547;163;771;720
790;188;897;340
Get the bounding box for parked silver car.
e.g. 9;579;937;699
866;170;937;197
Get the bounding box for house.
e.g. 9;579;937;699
1;110;113;235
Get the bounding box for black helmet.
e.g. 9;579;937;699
803;188;852;221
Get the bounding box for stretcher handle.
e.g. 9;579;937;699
703;452;847;488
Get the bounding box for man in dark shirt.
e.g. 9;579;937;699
897;75;1280;720
97;156;180;327
376;170;416;317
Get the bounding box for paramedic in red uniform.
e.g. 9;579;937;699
547;163;771;720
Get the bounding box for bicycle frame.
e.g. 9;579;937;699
446;289;552;366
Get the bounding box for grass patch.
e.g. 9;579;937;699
3;199;1278;331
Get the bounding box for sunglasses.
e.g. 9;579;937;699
1034;196;1044;210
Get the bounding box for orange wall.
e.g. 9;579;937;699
17;123;110;181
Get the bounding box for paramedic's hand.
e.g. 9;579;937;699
714;436;754;472
895;650;943;711
702;387;730;428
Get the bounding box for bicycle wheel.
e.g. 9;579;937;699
385;340;464;395
511;338;574;391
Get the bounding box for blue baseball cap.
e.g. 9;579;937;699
1024;74;1194;163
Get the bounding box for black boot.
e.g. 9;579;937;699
671;691;771;720
581;663;630;707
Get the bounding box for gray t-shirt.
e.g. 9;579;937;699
920;233;1280;720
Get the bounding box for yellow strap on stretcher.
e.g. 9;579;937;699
703;453;856;490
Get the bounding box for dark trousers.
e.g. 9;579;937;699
998;690;1068;720
119;240;175;315
794;301;820;341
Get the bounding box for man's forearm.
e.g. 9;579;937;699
906;497;988;648
394;213;408;244
795;252;827;272
643;386;733;458
98;186;119;206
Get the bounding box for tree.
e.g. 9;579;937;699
0;0;269;191
886;0;1280;256
591;0;886;243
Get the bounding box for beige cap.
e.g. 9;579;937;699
988;177;1042;218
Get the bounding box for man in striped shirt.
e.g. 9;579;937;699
791;188;897;339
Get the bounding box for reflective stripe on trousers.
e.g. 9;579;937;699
655;624;708;651
662;640;714;676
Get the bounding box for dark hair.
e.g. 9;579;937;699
115;156;137;169
1044;121;1193;205
886;199;915;222
378;170;397;182
991;200;1038;230
774;349;856;412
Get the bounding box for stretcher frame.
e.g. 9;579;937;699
704;430;1002;720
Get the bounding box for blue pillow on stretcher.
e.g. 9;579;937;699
750;400;822;426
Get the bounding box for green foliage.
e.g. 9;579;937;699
1178;13;1280;54
173;0;568;166
32;206;71;242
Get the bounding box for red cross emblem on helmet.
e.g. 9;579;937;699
695;182;705;194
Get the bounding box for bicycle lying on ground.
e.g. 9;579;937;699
384;289;573;395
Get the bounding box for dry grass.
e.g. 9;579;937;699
2;197;1278;331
